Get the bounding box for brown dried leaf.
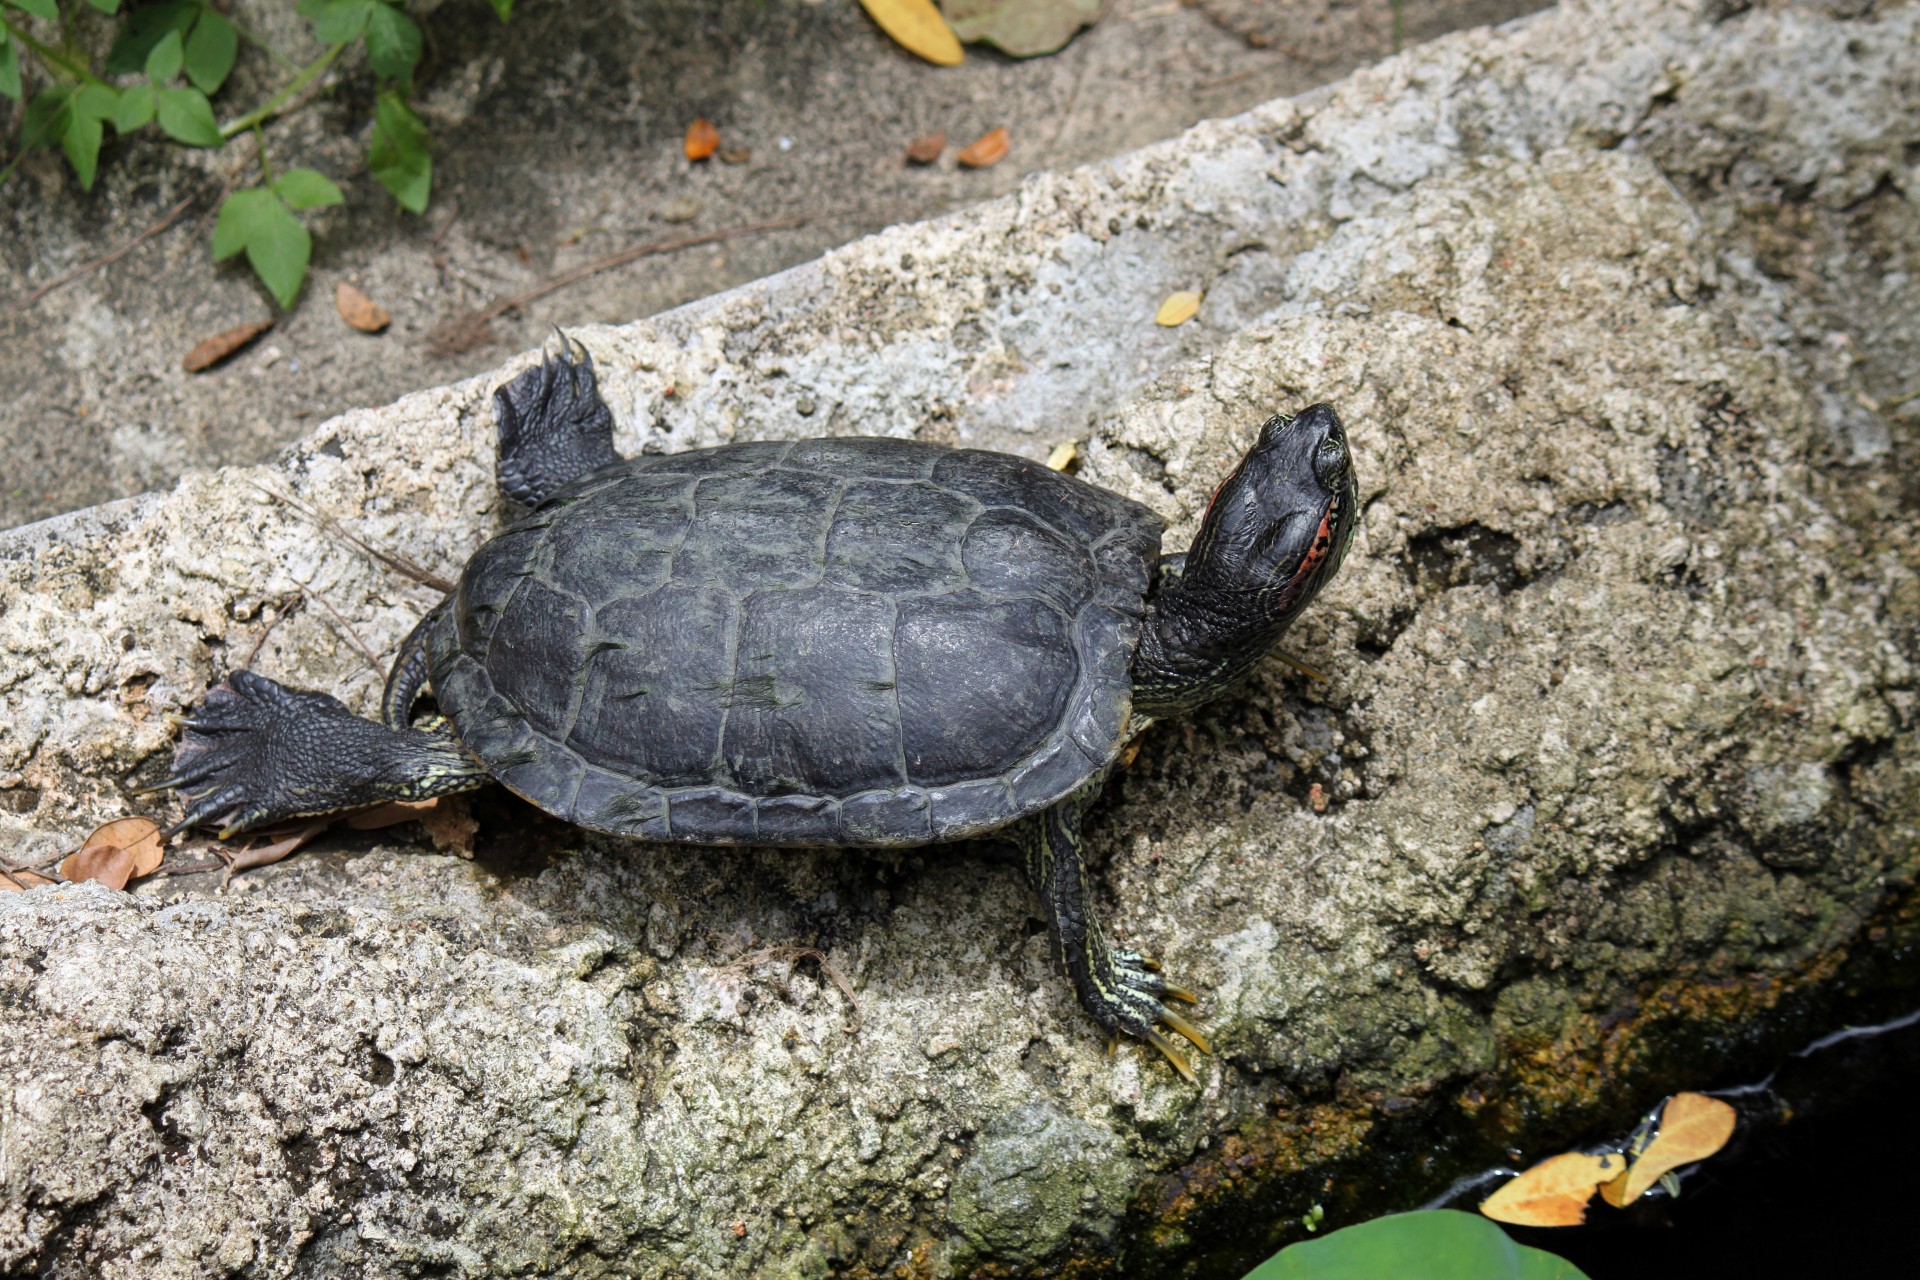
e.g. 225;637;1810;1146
1480;1151;1622;1227
59;842;139;892
1;868;59;892
182;320;273;373
956;127;1009;169
421;794;479;857
905;132;946;165
1600;1092;1737;1207
335;282;391;333
1155;290;1203;327
225;819;331;874
345;799;443;830
684;118;720;161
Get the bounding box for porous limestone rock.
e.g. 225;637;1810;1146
2;2;1916;1276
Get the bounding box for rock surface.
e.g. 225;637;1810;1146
3;1;1918;1277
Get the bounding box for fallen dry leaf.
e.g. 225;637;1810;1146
1600;1092;1737;1207
941;0;1101;58
1;867;59;892
182;319;273;372
718;148;752;165
905;132;946;165
1155;290;1203;327
685;118;720;161
345;798;444;830
335;282;391;333
224;818;332;876
421;794;479;857
1046;440;1079;471
57;816;168;891
957;126;1009;169
1480;1150;1623;1227
859;0;964;65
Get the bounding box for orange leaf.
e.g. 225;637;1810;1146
182;320;273;373
685;118;720;161
58;816;167;890
1600;1092;1737;1207
226;819;332;874
335;282;392;333
957;127;1009;169
905;132;946;165
857;0;964;66
1480;1151;1622;1227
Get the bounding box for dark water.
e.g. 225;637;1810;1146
1503;1012;1920;1278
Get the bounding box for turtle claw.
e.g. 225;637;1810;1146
1158;1006;1212;1055
1144;1029;1199;1084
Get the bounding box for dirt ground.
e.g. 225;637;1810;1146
0;0;1540;530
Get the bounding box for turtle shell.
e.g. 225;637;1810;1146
427;437;1164;846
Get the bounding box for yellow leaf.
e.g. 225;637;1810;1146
1600;1092;1736;1207
858;0;964;66
1156;290;1202;327
1480;1151;1622;1227
1046;441;1079;471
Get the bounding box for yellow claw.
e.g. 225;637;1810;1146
1275;650;1330;682
1144;1029;1198;1083
1161;981;1199;1005
1159;1007;1212;1055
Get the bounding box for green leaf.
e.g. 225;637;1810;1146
72;83;119;120
487;0;513;20
84;0;124;13
0;36;19;106
21;85;73;149
213;187;272;261
296;0;375;45
1243;1212;1590;1280
184;10;238;95
155;85;221;147
62;111;104;190
368;90;430;213
245;197;313;309
105;2;196;77
365;4;422;84
213;186;314;309
6;0;60;21
115;84;156;132
145;28;184;83
273;167;345;211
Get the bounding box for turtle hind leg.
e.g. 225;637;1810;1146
493;331;621;508
146;670;488;839
1017;784;1211;1082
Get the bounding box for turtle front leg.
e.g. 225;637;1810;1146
1016;783;1211;1081
147;670;488;838
494;332;620;508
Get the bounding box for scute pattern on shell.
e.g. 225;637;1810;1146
429;438;1164;845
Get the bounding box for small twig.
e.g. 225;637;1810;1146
302;582;383;676
240;591;307;670
146;857;229;879
429;201;461;249
252;481;455;593
1;196;195;317
426;217;808;357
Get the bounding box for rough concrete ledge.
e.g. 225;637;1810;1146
3;2;1918;1277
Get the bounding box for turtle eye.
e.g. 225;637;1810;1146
1313;437;1349;490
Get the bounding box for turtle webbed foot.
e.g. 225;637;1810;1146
493;332;620;508
146;671;356;837
1095;949;1212;1083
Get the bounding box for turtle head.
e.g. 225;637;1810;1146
1132;403;1359;717
1184;403;1357;608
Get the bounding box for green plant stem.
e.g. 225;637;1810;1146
1;16;109;86
218;41;346;141
252;123;273;185
229;17;300;73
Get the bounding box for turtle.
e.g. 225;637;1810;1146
152;339;1358;1080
